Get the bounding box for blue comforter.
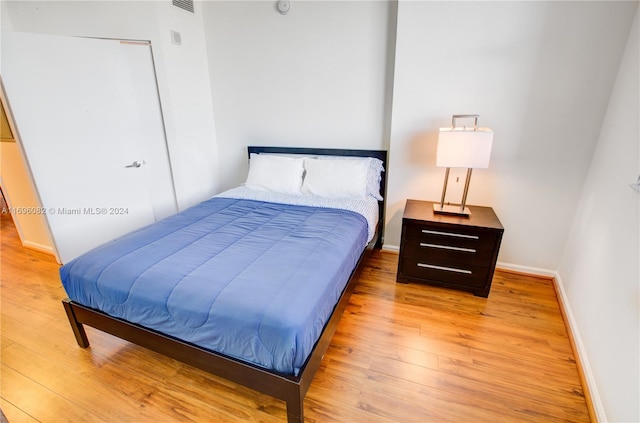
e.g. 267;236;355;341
60;197;368;375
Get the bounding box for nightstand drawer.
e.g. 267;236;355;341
402;225;498;265
399;255;489;288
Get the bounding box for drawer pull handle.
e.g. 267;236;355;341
419;243;476;253
422;229;479;240
417;263;472;274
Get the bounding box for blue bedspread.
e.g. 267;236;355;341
60;197;369;375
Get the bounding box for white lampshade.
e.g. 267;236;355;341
436;127;493;169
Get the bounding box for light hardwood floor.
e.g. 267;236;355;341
1;213;590;422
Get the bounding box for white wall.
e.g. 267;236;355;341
1;0;220;210
558;7;639;422
0;143;55;254
387;1;637;272
0;88;55;256
202;0;394;190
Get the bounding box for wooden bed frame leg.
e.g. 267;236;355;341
285;388;304;423
62;299;90;348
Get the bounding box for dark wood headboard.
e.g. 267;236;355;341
247;146;388;248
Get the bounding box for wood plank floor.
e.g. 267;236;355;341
1;213;590;422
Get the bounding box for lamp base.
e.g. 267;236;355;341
433;203;471;217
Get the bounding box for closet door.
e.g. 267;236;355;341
2;31;177;263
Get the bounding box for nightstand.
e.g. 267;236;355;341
396;199;504;297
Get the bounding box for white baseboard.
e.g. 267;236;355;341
552;272;606;422
22;240;57;257
495;261;556;278
381;243;399;252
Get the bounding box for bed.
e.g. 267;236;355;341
61;146;387;422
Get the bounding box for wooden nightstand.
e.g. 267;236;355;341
396;199;504;297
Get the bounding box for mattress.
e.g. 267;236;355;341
60;196;370;375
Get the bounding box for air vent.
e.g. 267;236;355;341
173;0;194;13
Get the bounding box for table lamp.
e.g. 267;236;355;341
434;114;493;217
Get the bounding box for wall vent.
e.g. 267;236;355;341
172;0;194;13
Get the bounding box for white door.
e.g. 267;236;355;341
1;31;177;263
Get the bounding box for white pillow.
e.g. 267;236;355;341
366;158;385;200
245;154;304;195
315;156;384;200
301;158;370;198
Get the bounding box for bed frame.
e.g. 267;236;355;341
62;146;387;423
